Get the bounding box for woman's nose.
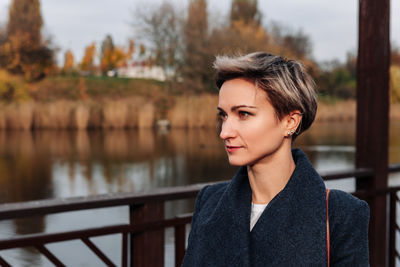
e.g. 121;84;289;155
219;120;236;140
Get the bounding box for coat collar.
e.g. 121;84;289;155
200;148;327;265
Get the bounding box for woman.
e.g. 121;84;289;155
182;52;369;266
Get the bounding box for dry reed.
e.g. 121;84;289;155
33;101;74;129
126;97;146;128
315;100;356;122
316;100;400;121
5;102;35;130
102;100;128;129
168;95;218;128
138;102;155;128
70;103;90;130
88;102;103;129
168;96;189;127
0;98;399;131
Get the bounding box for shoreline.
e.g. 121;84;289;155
0;98;399;130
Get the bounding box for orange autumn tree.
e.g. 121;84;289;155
0;0;54;80
79;42;96;75
62;49;75;74
99;35;134;75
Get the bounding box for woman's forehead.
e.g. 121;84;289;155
218;78;268;107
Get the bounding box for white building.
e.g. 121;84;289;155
117;63;166;81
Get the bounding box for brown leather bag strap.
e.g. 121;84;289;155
326;189;330;267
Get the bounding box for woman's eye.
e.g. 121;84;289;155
218;111;227;120
238;111;251;119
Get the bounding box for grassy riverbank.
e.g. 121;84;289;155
1;75;400;130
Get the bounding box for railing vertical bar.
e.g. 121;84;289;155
0;255;12;267
130;202;165;267
81;237;117;267
389;192;397;267
35;245;66;267
122;232;128;267
175;224;186;267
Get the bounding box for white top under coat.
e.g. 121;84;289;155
250;202;268;231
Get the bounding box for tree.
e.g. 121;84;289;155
131;0;317;93
79;42;96;74
101;35;114;59
315;56;356;99
230;0;261;26
62;49;75;74
182;0;215;92
99;35;134;75
100;35;115;74
139;43;146;57
0;0;54;80
7;0;42;45
268;23;313;60
207;0;269;55
133;1;183;80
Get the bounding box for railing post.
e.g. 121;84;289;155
129;202;165;267
174;224;186;267
356;0;390;265
389;192;397;267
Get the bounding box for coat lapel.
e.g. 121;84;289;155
196;149;327;266
197;166;252;266
250;149;327;265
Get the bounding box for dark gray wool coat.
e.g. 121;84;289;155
182;148;370;266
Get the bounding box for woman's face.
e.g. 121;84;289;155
218;78;288;166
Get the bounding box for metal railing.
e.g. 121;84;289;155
0;164;399;266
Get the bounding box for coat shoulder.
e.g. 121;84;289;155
197;181;229;208
328;189;370;265
329;189;369;218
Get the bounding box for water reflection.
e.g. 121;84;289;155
0;120;399;266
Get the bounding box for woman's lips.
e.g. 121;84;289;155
226;146;242;153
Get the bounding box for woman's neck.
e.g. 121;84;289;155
247;147;296;204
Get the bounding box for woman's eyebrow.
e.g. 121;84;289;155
231;105;257;111
217;105;257;112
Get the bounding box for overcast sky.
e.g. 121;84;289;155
0;0;399;65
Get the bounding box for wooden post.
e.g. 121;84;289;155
130;202;165;267
389;193;397;267
174;224;186;267
356;0;390;266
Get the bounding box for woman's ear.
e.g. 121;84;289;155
285;110;302;137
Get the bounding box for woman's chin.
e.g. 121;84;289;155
228;157;248;166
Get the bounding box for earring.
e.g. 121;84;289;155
287;129;295;136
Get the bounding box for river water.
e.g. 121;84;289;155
0;120;399;266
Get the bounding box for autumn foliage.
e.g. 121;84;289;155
79;42;96;74
0;0;398;104
135;0;316;93
62;49;75;74
99;36;134;75
0;0;54;81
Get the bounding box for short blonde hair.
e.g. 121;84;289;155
214;52;317;139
